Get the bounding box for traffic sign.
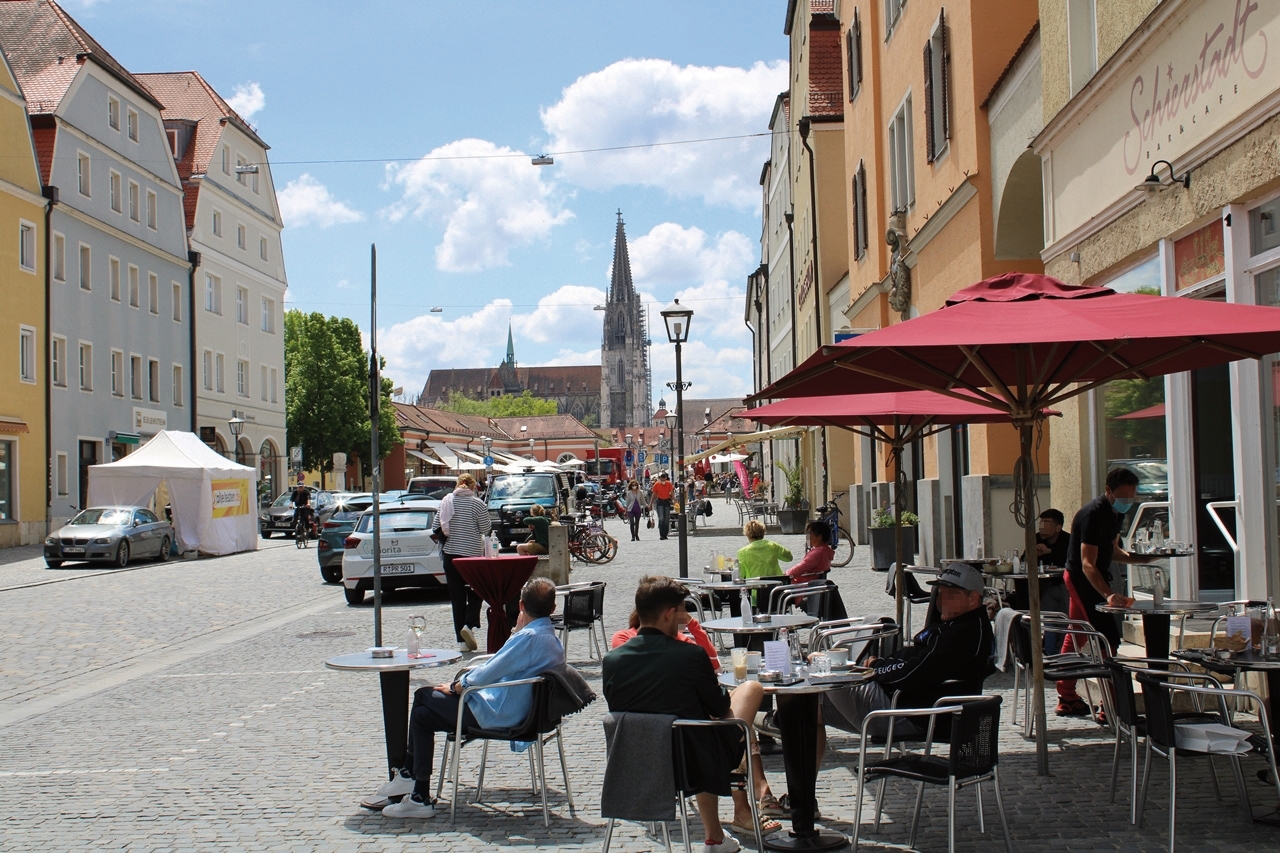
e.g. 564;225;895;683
483;456;494;466
290;445;303;466
625;450;634;465
638;450;647;464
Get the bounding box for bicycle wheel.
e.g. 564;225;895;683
583;533;615;564
831;526;854;567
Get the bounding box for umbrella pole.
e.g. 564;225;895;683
891;427;905;631
1020;423;1049;775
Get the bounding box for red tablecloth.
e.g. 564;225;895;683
452;556;540;652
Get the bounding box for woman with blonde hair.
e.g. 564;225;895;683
736;519;792;580
432;473;491;651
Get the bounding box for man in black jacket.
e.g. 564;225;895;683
820;563;994;742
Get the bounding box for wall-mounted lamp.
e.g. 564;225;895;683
1135;160;1191;193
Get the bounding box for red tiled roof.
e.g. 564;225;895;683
808;17;844;118
490;415;598;440
0;0;163;114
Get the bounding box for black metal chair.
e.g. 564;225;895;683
1008;613;1115;738
852;695;1012;853
1134;670;1279;852
436;675;576;826
885;564;932;637
552;581;606;660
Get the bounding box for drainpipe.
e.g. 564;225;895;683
42;185;57;535
188;251;200;432
784;211;797;369
798;116;829;501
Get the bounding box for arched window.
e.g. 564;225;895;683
616;360;626;385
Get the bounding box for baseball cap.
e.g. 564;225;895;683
658;471;669;479
928;563;984;592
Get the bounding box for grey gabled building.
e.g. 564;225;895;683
0;1;192;522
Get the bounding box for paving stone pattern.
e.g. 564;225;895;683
1;510;1276;851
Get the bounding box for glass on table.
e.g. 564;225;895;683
811;652;831;676
731;648;749;680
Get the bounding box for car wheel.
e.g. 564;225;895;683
343;585;365;605
321;564;342;584
45;559;62;569
157;537;171;562
114;540;130;568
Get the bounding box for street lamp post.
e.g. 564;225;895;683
228;414;245;464
624;433;634;481
481;436;493;493
661;299;693;579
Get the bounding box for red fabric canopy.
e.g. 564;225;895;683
748;390;1030;428
756;273;1280;409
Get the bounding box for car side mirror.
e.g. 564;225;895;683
133;519;142;527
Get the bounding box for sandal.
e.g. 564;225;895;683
757;794;785;817
777;793;821;820
729;815;783;836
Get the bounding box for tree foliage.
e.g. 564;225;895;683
436;390;558;418
284;310;401;474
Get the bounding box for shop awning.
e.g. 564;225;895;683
406;448;446;466
426;441;460;468
684;425;810;464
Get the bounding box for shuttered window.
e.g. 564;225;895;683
924;8;951;163
846;9;863;101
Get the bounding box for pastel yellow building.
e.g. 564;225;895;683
0;48;48;545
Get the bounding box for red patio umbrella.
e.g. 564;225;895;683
749;391;1057;627
751;272;1280;774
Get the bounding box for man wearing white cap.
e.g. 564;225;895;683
819;563;994;741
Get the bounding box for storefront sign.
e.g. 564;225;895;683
1037;0;1277;247
1173;219;1226;290
133;407;167;434
211;478;250;517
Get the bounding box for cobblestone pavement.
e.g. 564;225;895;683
1;510;1277;851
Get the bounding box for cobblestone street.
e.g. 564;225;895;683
2;512;1277;851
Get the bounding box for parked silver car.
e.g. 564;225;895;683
44;506;173;568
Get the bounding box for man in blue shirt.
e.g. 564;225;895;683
375;577;564;818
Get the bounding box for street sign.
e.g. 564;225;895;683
483;456;494;466
625;450;634;465
290;445;302;466
638;450;647;464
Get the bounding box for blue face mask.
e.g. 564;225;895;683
1112;498;1134;514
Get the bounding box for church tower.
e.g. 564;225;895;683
600;212;651;428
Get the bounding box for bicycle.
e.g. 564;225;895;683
816;494;854;568
294;509;313;549
566;513;617;564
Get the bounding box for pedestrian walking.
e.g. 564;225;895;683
623;479;646;541
431;473;491;651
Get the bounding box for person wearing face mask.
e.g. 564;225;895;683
1055;467;1160;717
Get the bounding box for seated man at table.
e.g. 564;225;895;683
1011;508;1071;655
604;575;776;853
819;563;994;746
373;577;564;817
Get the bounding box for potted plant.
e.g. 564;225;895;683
773;459;809;534
869;504;918;571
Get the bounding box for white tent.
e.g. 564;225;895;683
87;430;258;556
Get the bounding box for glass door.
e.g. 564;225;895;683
1190;362;1237;596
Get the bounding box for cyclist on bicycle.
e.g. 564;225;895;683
291;483;315;537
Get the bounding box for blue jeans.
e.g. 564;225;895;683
654;499;671;539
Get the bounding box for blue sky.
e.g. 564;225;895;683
66;0;788;407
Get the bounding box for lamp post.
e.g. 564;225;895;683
481;435;493;493
228;414;245;464
661;299;693;579
663;414;676;479
625;433;634;481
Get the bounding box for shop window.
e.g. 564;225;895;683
1068;0;1097;96
0;440;11;520
1251;197;1280;256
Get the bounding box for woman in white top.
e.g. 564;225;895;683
432;473;492;651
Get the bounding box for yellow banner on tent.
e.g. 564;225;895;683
211;479;250;517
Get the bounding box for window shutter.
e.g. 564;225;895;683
852;174;862;259
940;7;951;143
923;41;936;163
853;9;863;96
858;162;868;258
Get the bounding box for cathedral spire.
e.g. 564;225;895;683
609;210;636;303
505;324;515;365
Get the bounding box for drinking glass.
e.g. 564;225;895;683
731;648;749;680
811;653;831;676
408;614;426;657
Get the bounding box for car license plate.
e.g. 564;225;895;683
381;563;416;574
63;547;85;554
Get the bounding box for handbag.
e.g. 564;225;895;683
646;515;655;529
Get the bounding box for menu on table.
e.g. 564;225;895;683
763;640;790;676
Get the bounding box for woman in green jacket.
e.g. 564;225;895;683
736;519;793;579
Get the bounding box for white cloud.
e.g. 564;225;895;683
382;138;573;273
541;58;787;208
278;174;364;228
227;82;265;119
511;285;605;345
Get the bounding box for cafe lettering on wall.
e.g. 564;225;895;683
1174;220;1225;291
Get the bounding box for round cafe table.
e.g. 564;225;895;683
452;555;539;653
721;670;873;850
701;613;819;636
325;648;461;784
1096;599;1219;661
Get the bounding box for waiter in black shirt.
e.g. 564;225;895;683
1055;467;1159;717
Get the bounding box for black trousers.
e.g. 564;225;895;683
405;687;478;781
441;552;482;640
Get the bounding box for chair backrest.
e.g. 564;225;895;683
770;582;829;614
561;587;596;628
1007;613;1036;668
600;711;677;821
946;695;1003;780
1105;661;1142;729
589;581;607;620
885;564;930;601
464;677;549;741
1135;671;1178;749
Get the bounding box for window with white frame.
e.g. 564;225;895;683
146;190;157;229
237;359;248;397
885;0;906;36
111;349;124;396
260;364;268;401
236;286;248;324
128;180;140;221
109;171;121;213
130;354;142;399
79;342;92;391
888;95;915;211
924;9;951;163
202;349;213;390
77;152;90;196
205;274;222;314
19;221;36;272
19;326;36;383
52;335;66;387
221;145;230;174
237;223;246;249
215;353;225;393
172;282;182;322
108;95;120;130
173;364;183;406
53;233;65;281
56;452;68;496
79;244;91;290
128;265;139;308
148;358;159;403
259;236;268;261
251;168;259;194
212;209;222;237
109;257;121;302
852;160;869;260
269;366;278;403
1068;0;1098;96
148;273;158;314
847;7;863;101
261;296;276;333
126;108;138;142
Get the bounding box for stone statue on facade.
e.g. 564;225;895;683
885;211;911;319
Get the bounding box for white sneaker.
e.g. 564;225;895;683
459;626;478;651
457;640;471;652
360;769;415;809
382;792;437;819
704;833;740;853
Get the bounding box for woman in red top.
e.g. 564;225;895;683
787;520;834;583
611;608;720;670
